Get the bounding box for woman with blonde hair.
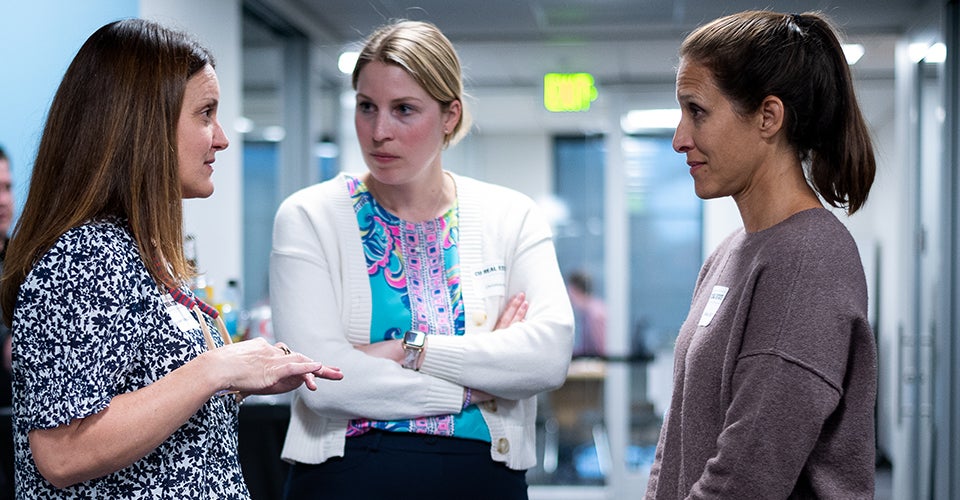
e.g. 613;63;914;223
272;20;574;499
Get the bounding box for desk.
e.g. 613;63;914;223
530;354;659;486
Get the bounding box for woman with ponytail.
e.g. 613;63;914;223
645;10;877;499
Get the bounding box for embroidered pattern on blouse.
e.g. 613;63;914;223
404;218;455;338
344;175;477;438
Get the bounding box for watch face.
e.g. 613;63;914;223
404;330;426;348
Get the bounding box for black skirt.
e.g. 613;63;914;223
283;429;528;500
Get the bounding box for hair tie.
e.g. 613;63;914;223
787;13;805;35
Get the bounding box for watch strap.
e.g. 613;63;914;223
401;331;425;370
402;346;421;370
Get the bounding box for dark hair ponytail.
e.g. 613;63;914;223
799;14;875;214
680;10;876;214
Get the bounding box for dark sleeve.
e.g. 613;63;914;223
13;227;146;431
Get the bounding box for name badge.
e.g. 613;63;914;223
163;293;200;332
698;285;729;327
474;264;506;295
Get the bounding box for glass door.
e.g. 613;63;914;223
935;4;960;498
896;37;945;500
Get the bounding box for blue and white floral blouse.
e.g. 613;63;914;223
11;219;248;499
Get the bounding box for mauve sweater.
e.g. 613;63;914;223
645;208;876;499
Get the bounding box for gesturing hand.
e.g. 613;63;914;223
206;337;342;396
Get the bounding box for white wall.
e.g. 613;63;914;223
445;132;553;200
140;0;244;300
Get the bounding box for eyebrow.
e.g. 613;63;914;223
195;97;219;108
355;92;424;104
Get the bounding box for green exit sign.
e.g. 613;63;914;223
543;73;598;112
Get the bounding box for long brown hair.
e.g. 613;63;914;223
1;19;214;323
680;10;876;214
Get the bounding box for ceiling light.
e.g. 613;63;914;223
909;42;930;63
621;109;680;134
926;43;947;64
908;42;947;64
262;126;286;142
234;116;254;134
842;44;864;65
338;51;359;74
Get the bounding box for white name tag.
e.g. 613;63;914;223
698;285;729;327
473;265;506;295
162;293;200;332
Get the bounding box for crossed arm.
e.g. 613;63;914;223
354;292;530;407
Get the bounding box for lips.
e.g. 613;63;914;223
370;151;398;160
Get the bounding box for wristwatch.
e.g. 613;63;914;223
401;330;426;370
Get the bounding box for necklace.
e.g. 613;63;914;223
365;172;454;222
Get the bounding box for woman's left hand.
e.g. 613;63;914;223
206;338;343;396
495;292;529;330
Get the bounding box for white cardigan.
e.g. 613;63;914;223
270;172;575;470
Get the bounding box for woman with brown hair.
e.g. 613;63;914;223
645;10;877;499
1;19;341;498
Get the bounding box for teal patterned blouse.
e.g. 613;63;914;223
344;175;490;442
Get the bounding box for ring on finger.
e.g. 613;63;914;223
279;345;292;355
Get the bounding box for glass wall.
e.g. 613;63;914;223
621;134;700;478
242;142;280;309
529;134;701;492
622;136;701;355
530;136;608;487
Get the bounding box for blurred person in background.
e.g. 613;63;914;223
0;145;15;500
566;271;606;358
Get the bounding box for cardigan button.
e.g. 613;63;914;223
473;311;487;325
496;438;510;454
